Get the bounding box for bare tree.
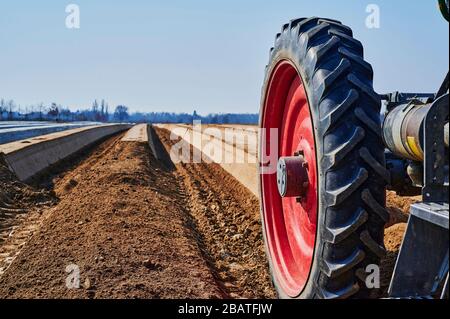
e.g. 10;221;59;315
38;103;44;121
48;103;59;120
113;105;129;122
0;99;6;120
7;100;15;120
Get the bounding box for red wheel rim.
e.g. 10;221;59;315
260;60;318;297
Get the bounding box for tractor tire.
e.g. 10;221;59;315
259;17;389;299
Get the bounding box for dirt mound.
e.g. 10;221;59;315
0;136;221;298
379;223;407;296
0;130;275;299
384;223;407;252
379;191;420;296
155;128;275;298
0;156;57;275
0;160;54;210
385;191;420;228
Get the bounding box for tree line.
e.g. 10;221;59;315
0;99;258;124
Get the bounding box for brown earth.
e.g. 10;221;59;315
386;191;420;228
155;127;275;299
0;157;57;276
0;124;423;299
0;130;275;299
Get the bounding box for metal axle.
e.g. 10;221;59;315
383;101;449;162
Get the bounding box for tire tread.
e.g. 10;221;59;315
263;18;387;299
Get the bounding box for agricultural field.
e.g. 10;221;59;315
0;124;420;299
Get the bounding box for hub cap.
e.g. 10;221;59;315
277;156;309;198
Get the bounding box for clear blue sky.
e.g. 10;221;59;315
0;0;448;114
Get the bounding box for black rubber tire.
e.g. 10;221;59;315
259;17;389;299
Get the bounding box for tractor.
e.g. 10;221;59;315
258;0;449;299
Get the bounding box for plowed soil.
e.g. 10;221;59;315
0;124;421;299
0;158;57;276
0;130;275;299
155;128;275;299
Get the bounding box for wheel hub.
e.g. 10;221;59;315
277;155;309;198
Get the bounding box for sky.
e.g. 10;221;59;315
0;0;448;114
